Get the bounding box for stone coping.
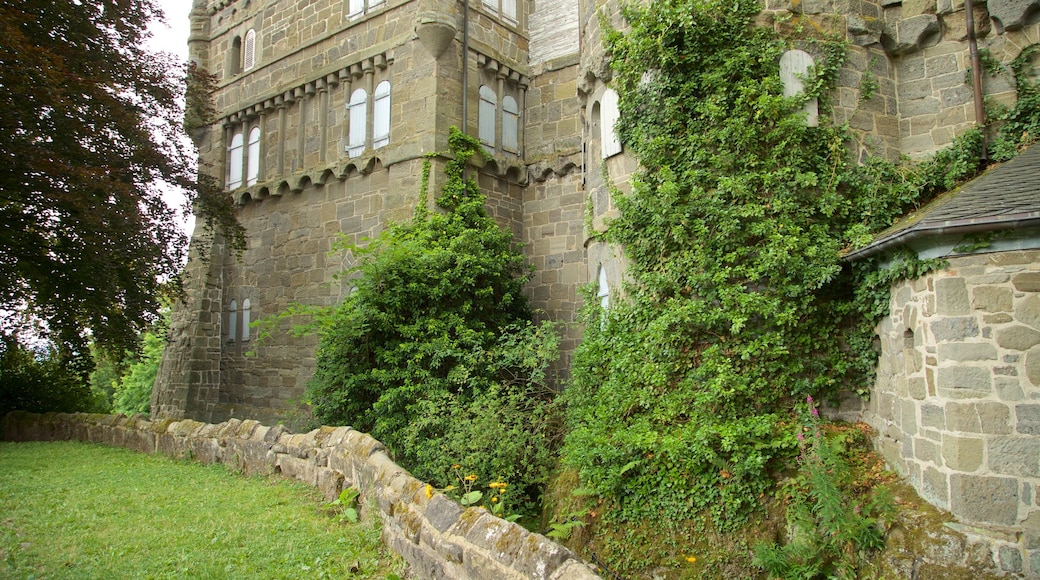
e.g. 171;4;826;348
1;411;599;580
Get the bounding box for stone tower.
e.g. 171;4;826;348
153;0;1040;426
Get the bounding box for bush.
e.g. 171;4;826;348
305;128;560;516
0;336;103;416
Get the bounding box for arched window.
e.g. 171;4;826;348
228;36;242;76
600;89;622;158
780;50;819;127
373;81;391;149
227;131;244;189
597;266;610;310
502;95;519;153
241;299;251;342
347;88;367;158
478;85;496;150
228;300;238;341
243;29;256;71
246;126;261;186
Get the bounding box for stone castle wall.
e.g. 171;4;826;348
867;249;1040;575
1;412;600;580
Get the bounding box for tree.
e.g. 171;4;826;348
0;0;241;360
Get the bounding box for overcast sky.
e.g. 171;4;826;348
147;0;194;236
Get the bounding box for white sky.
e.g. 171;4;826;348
147;1;195;237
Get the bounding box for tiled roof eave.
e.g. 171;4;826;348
843;212;1040;261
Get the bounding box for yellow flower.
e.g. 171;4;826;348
424;484;433;500
465;474;478;482
686;556;697;564
491;496;499;503
452;464;461;470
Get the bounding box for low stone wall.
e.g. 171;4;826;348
1;411;599;580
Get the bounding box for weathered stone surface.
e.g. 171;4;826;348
882;14;941;55
1018;404;1040;435
1000;544;1024;573
974;286;1014;313
988;436;1040;477
949;474;1020;526
1019;295;1040;330
997;325;1040;351
988;0;1040;31
937;366;993;398
1027;346;1040;386
942;434;984;471
930;316;980;342
936;277;971;315
946;401;1012;434
1014;272;1040;293
937;342;998;362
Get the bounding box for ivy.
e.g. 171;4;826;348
562;0;956;531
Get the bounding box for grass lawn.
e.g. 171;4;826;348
0;441;405;579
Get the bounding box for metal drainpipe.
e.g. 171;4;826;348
965;0;988;162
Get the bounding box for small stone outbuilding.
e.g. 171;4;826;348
847;143;1040;573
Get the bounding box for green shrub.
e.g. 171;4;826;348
0;336;103;415
305;128;560;516
111;330;164;415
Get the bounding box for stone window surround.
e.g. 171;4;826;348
226;298;252;342
219;51;395;195
474;54;529;158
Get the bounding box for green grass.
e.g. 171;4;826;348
0;441;405;579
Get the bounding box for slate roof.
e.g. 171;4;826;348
845;143;1040;260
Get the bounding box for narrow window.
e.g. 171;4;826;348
502;95;519;153
478;85;496;150
597;266;610;310
373;80;391;149
228;36;242;76
347;88;367;158
241;299;251;342
503;0;517;21
228;300;238;341
243;29;256;71
780;50;819;127
600;89;622;158
246;126;261;186
228;131;244;189
348;0;364;19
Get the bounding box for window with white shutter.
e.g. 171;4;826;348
478;85;496;150
373;81;391;149
246;126;261;185
347;88;367;158
502;95;519;153
243;29;256;71
228;131;244;189
600;89;622;158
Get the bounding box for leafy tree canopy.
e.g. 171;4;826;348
0;0;241;359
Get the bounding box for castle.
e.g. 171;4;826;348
151;0;1040;558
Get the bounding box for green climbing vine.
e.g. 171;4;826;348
561;0;1031;541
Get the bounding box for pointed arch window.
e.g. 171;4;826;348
600;89;622;158
243;29;256;71
347;88;367;158
373;81;391;149
227;130;244;189
246;126;261;186
502;95;519;153
478;85;497;150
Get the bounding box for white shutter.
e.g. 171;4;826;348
347;88;367;158
503;0;516;21
243;29;256;71
373;81;391;149
228;300;238;341
780;50;818;127
241;299;251;341
601;89;622;158
597;266;610;310
228;131;244;189
478;85;496;149
246;126;261;185
502;95;519;153
348;0;364;19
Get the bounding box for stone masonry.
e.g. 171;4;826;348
869;250;1040;576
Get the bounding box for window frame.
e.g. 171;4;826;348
347;88;368;158
373;80;391;150
246;126;261;186
227;130;244;189
478;85;497;150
